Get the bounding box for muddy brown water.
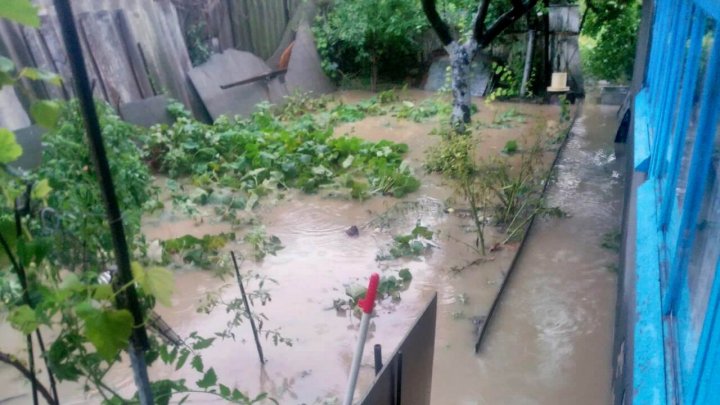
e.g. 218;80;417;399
431;101;621;405
0;93;619;404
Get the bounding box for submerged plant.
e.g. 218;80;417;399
145;103;419;203
243;226;283;261
377;224;436;260
333;268;413;311
162;232;236;269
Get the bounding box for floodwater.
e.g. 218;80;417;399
0;93;620;405
431;101;622;404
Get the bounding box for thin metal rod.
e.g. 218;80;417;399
343;312;371;405
395;352;403;405
220;69;287;89
520;30;535;97
53;1;153;403
230;252;265;364
373;344;383;375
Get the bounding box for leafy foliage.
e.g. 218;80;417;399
0;0;39;27
38;101;156;268
377;224;436;260
581;0;641;82
243;226;283;261
162;232;235;268
313;0;428;83
145;103;419;201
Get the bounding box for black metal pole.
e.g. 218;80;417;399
53;1;153;403
373;344;383;375
395;352;403;405
231;252;265;364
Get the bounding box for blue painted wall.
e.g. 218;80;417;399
632;0;720;403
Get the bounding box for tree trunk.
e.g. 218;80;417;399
448;41;476;133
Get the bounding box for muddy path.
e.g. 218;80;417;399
431;101;621;404
0;91;567;404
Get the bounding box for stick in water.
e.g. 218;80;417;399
343;273;380;405
230;251;265;364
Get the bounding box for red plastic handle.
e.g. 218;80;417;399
358;273;380;314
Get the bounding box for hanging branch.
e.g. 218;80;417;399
0;351;56;405
477;0;539;48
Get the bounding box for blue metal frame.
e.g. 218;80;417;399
634;1;720;404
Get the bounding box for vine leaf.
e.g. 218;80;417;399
0;0;40;27
191;354;204;372
30;100;62;129
0;128;22;164
31;179;52;201
196;367;217;389
175;348;190;370
131;262;174;306
18;67;62;86
9;305;39;334
0;56;15;86
76;303;133;361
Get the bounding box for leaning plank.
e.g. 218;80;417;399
79;10;143;106
114;10;154;99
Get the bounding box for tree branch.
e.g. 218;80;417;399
0;351;57;405
477;0;540;49
472;0;491;41
421;0;453;46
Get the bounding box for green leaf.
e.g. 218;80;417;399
191;336;215;350
219;384;231;397
30;100;62;129
0;128;22;163
18;67;62;86
92;284;114;301
398;268;412;282
175;348;190;370
231;389;249;402
150;380;174;405
0;56;14;73
131;262;174;307
0;0;40;27
77;306;133;361
0;218;17;264
9;305;38;334
31;179;52;200
195;367;217;389
191;354;204;372
0;56;15;87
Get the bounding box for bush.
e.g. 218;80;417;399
581;1;641;82
38;101;156;267
313;0;428;85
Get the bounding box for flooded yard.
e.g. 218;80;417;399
0;91;617;405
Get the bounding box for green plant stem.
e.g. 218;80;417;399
464;180;486;255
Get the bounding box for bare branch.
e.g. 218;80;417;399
0;351;57;405
422;0;453;46
478;0;540;48
472;0;491;41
